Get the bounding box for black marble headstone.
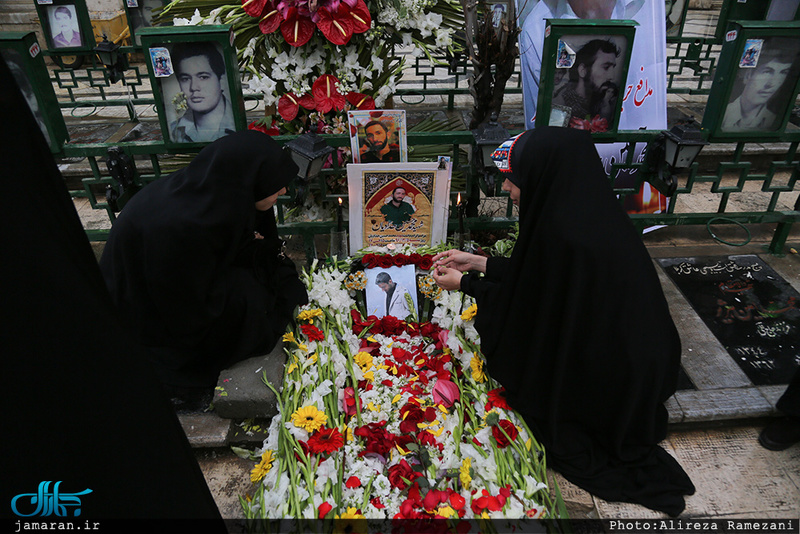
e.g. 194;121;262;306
658;255;800;386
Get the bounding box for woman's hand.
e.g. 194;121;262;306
432;249;487;273
432;265;464;291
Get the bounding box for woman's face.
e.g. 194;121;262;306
255;187;286;211
502;179;521;205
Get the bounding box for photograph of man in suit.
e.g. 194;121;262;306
375;272;412;319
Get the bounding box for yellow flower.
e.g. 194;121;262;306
461;303;478;321
354;351;374;370
291;405;327;433
336;507;365;519
470;355;486;383
282;332;296;344
460;457;472;489
297;308;323;322
437;505;456;518
362;370;375;382
334;507;367;534
250;450;274;483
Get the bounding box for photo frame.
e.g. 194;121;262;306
347;110;408;164
138;26;246;148
364;265;419;320
716;0;800;39
1;32;69;153
487;0;514;38
347;161;451;251
666;0;690;39
701;21;800;140
535;19;636;136
33;0;94;52
123;0;168;46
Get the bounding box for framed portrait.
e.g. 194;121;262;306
347;110;408;164
138;26;246;148
33;0;94;51
535;19;636;136
123;0;168;46
1;32;69;153
716;0;800;39
364;265;419;320
665;0;690;39
701;21;800;140
347;161;451;251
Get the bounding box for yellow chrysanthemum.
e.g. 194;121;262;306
470;355;486;382
297;308;324;322
250;450;274;483
460;457;472;489
460;303;478;321
291;405;327;433
335;507;365;520
354;351;374;370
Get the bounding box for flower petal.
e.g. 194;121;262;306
278;92;301;121
258;3;282;34
241;0;268;18
346;92;375;110
280;8;315;47
348;0;372;34
316;5;353;46
312;74;346;113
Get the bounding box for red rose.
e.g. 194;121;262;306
388;459;421;490
377;255;394;268
370;497;385;509
418;255;433;270
409;253;423;265
399;405;425;434
491;419;519;448
354;422;394;458
380;315;404;335
392;254;408;267
361;254;377;268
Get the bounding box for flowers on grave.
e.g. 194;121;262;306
166;0;461;134
241;252;561;526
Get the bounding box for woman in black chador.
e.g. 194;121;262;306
101;131;308;394
433;127;695;516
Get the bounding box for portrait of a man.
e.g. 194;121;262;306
375;271;412;319
360;120;400;163
49;5;82;49
166;42;236;143
721;39;800;133
551;38;621;126
380;186;416;228
129;0;163;46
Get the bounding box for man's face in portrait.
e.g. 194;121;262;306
177;55;223;115
741;58;792;108
54;10;73;34
365;124;388;152
378;281;392;292
583;50;617;95
392;188;406;204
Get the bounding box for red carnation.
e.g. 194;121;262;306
491;419;518;449
486;387;511;411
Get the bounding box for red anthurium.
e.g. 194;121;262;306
241;0;268;17
318;501;333;519
280;7;315;47
347;0;371;34
259;8;281;34
278;92;314;121
316;5;353;46
345;475;362;488
312;74;346;114
432;379;460;408
346;92;375;110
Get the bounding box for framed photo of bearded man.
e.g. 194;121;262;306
535;19;636;137
348;110;408;164
702;21;800;140
139;26;246;148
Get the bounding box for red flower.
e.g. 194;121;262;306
422;489;449;511
257;1;281;34
307;427;344;454
280;7;314;47
277;92;314;121
318;501;333;519
342;386;360;417
377;255;394;268
419;322;442;340
418;255;433;270
345;475;362;488
248;120;280;136
388;459;422;490
316;4;353;45
312;74;346;114
241;0;268;17
347;0;371;34
432;379;459;408
486;387;511;411
370;497;385;509
392;254;408;267
300;323;325;342
449;492;466;510
354;422;394;458
491;419;518;449
346;91;375;110
471;489;506;514
380;315;404;335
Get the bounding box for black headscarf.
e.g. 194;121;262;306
0;55;224;529
100;131;305;388
474;127;695;516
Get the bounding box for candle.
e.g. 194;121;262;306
457;193;465;250
337;197;343;232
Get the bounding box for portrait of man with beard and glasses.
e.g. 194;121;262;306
551;38;622;127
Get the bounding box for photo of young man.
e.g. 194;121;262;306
360;120;400;163
722;39;800;132
49;5;82;48
167;42;236;143
380;186;416;228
